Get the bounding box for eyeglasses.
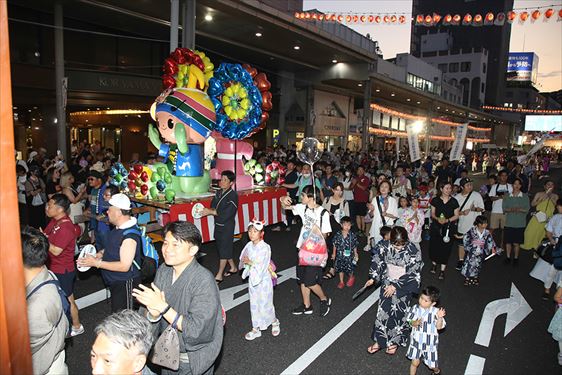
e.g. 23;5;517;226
87;178;95;181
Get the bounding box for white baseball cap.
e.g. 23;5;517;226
109;193;131;210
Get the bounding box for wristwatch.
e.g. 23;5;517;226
160;305;172;316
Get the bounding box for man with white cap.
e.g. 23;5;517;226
77;193;142;312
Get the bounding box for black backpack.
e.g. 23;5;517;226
27;272;71;335
123;226;159;284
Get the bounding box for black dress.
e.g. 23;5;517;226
325;201;344;270
211;188;238;260
429;196;459;264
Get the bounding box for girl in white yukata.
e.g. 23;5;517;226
406;286;446;375
239;219;280;340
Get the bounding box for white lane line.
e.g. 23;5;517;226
281;287;381;375
465;355;486;375
76;289;110;310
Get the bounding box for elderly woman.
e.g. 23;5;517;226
503;178;531;265
133;221;223;375
365;226;423;355
522;180;558;254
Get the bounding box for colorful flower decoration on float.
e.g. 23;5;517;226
108;162;129;191
127;164;151;198
207;63;272;140
265;161;286;186
149;167;176;202
162;48;214;91
243;159;264;184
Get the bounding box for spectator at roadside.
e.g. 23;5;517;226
22;226;69;375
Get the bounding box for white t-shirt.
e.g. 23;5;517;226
455;191;485;234
392;176;412;197
489;183;513;214
546;213;562;239
292;204;332;248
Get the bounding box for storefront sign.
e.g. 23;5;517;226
314;115;346;136
273;129;280;146
68;71;161;96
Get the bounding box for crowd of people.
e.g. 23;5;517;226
15;140;562;374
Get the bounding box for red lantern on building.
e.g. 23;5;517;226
531;10;541;21
352;15;359;23
390;15;397;23
360;15;366;23
433;13;442;24
383;15;390;23
416;14;424;24
367;15;374;23
375;15;381;24
452;14;461;25
484;12;494;25
495;12;506;26
398;15;406;24
425;14;433;25
462;13;473;25
519;11;529;22
544;8;554;19
558;9;562;19
443;14;452;25
507;11;517;23
473;14;483;26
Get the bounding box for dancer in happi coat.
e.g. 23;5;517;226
239;219;280;340
364;226;423;355
461;215;497;286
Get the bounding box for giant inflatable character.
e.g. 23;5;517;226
148;87;215;194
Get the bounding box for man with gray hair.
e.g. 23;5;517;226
91;309;154;375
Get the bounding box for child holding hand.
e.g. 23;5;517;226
406;286;446;375
332;216;359;289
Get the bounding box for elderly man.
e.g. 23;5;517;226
78;193;142;312
91;310;154;375
22;226;69;375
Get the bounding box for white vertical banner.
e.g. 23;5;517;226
450;123;469;161
517;137;545;164
406;122;421;162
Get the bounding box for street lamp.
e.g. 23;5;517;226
412;120;424;134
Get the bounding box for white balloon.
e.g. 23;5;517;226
297;137;321;165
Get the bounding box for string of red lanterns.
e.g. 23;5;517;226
369;127;490;143
482;105;562;115
294;7;562;26
370;103;492;132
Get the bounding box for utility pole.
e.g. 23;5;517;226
54;1;67;158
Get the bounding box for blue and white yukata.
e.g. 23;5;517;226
461;227;496;279
239;240;277;330
406;305;446;369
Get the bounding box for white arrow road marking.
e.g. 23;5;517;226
281;287;381;375
76;289;110;310
474;282;532;347
465;354;486;375
464;283;532;375
220;266;296;312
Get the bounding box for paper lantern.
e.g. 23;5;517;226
558;9;562;19
507;11;517;23
544;8;554;19
375;15;381;23
495;12;506;26
337;14;343;22
531;10;540;21
473;14;483;26
360;15;366;23
463;14;473;25
485;12;494;25
416;14;424;24
383;15;390;23
353;15;359;23
390;15;397;23
425;15;433;25
433;13;442;24
519;11;529;22
443;14;452;25
345;15;351;23
399;15;406;24
452;14;461;25
367;15;374;22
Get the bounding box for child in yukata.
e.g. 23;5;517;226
406;286;446;375
461;215;498;286
401;197;425;250
371;226;391;256
332;216;359;289
239;219;280;340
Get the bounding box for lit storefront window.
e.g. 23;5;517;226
407;73;441;95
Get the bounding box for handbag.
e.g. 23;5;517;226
534;211;547;223
536;240;554;264
150;313;181;370
32;194;44;206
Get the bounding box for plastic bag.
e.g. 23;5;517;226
298;224;328;267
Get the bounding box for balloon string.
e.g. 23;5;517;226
311;163;316;202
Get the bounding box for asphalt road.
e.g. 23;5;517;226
65;165;562;375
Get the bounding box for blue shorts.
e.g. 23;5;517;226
55;270;76;297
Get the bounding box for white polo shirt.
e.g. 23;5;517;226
455;191;485;234
489;183;513;214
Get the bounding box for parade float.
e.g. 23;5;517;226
118;48;286;243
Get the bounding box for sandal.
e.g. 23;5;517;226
323;270;336;280
367;343;381;354
472;278;480;286
215;278;223;284
385;344;398;355
271;320;280;337
438;270;445;280
430;264;437;274
223;269;238;278
244;328;262;341
464;278;471;287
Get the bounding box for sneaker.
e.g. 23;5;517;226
319;298;332;317
70;324;85;337
292;304;313;315
271;320;281;337
541;292;550;301
337;281;345;289
346;276;356;288
244;328;262;341
363;244;371;252
455;260;464;271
